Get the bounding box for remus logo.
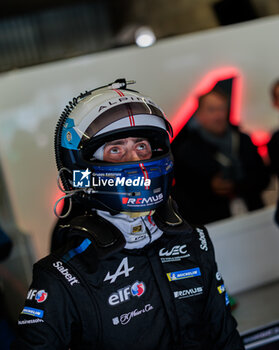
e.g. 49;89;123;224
174;287;203;299
122;193;163;206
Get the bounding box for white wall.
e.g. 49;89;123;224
208;206;279;294
0;16;279;259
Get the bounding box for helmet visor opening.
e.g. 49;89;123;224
81;126;170;161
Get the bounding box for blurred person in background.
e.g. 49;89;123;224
267;79;279;226
172;88;270;225
0;227;15;349
12;79;244;349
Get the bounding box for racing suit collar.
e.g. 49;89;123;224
96;210;163;249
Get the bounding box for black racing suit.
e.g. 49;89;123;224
12;212;244;350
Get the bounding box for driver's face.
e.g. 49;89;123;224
103;137;152;163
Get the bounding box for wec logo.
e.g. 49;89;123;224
159;244;190;263
159;245;187;257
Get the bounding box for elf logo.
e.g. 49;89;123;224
108;281;146;306
27;289;48;303
122;193;163;205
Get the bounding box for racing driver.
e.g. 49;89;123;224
12;79;244;349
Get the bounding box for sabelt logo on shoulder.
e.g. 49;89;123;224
174;287;203;299
53;261;80;286
159;244;190;262
197;228;208;251
122;193;163;207
108;281;145;306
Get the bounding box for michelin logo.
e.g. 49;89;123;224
167;267;201;281
21;307;44;319
174;287;203;299
53;261;80;286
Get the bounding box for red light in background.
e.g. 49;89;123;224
170;66;243;141
52;190;64;217
250;130;271;160
251;130;271;147
257;145;268;159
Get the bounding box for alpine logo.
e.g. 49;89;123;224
159;244;190;263
174;287;203;299
97;96;157;114
104;257;134;284
122;193;163;206
197;228;208;251
108;281;146;306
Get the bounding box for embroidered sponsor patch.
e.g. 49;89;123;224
132;225;142;233
112;304;154;326
18;318;44;325
104;257;134;284
167;267;201;281
159;244;190;263
225;292;230;306
108;281;145;306
174;287;203;299
27;289;48;303
216;271;222;281
21;307;44;318
196;228;208;251
52;261;80;286
217;284;226;294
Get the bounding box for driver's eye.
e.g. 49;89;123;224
110;147;120;154
137;143;146;150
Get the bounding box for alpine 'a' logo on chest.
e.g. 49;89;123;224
104;257;134;284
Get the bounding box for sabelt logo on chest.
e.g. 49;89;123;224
159;244;190;263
